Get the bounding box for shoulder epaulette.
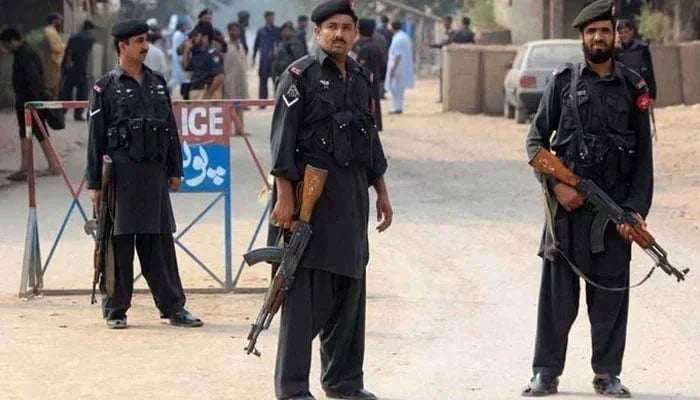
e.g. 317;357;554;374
552;62;573;76
617;62;649;94
92;73;113;94
288;55;316;77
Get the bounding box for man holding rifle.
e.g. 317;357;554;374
522;1;653;397
86;20;202;330
267;1;393;399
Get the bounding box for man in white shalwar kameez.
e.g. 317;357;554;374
224;21;250;135
384;20;414;114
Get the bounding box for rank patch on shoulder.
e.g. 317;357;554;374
283;84;300;107
636;78;647;89
290;66;302;76
93;84;102;93
636;93;651;112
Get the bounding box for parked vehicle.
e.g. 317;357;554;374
503;39;583;123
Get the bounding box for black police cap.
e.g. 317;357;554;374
311;0;358;25
111;19;149;40
572;0;614;31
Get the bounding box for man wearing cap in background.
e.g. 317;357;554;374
268;0;392;398
353;18;385;131
522;1;653;397
615;19;656;101
296;15;310;55
182;22;225;100
253;11;281;103
60;20;97;121
86;19;203;330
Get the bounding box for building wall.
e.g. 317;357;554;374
493;0;546;44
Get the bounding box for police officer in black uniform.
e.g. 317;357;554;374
86;20;203;330
522;1;653;397
615;19;657;100
268;1;393;399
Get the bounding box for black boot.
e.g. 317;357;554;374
522;373;559;397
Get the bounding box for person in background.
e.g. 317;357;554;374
198;8;228;54
452;16;475;44
271;21;306;86
42;13;66;99
60;20;97;121
615;19;656;101
296;14;310;55
253;10;281;103
376;14;393;47
385;20;414;115
1;27;61;181
144;28;168;75
182;22;224;100
169;21;188;92
238;10;251;55
224;21;250;136
354;18;385;131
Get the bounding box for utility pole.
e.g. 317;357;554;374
549;0;564;38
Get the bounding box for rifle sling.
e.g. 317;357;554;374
541;184;656;291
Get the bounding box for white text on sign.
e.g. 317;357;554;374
180;107;224;136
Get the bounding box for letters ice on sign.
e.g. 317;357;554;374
175;105;230;193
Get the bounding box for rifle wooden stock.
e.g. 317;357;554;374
299;166;327;223
529;148;580;188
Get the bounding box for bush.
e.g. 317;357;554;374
465;0;497;29
636;2;673;44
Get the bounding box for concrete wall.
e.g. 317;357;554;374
679;41;700;105
481;45;518;115
442;45;517;115
443;45;481;114
650;45;683;107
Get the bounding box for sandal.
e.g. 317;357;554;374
522;373;559;397
106;317;128;329
593;375;631;398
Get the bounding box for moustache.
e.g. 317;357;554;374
332;40;347;45
140;50;148;54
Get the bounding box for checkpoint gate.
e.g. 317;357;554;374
19;99;274;298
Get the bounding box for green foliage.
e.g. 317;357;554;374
636;1;672;44
464;0;496;29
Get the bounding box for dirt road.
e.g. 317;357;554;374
0;79;698;400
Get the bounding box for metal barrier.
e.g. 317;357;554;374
19;99;273;298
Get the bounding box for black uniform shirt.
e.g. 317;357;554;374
86;65;182;234
526;61;653;274
269;47;387;278
11;43;45;108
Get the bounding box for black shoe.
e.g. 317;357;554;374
74;115;85;121
168;309;203;327
325;388;377;400
593;375;631;398
106;316;128;329
388;110;402;115
522;373;559;397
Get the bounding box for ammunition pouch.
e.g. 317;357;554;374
108;118;168;162
330;111;354;167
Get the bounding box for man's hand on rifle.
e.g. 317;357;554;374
553;182;584;212
617;212;646;243
271;178;295;230
169;177;182;191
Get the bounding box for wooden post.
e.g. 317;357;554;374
550;0;565;39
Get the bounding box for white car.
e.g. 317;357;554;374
503;39;584;123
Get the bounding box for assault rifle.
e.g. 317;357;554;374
243;165;328;356
530;148;689;282
84;155;115;304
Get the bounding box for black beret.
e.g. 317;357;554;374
358;18;376;36
572;0;614;30
111;19;149;40
311;0;358;25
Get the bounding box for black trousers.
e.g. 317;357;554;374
102;234;186;320
275;268;366;399
532;257;630;377
59;73;88;118
259;73;273;100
